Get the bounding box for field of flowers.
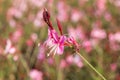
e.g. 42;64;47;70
0;0;120;80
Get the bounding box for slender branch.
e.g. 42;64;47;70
76;51;106;80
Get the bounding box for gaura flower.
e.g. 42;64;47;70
67;36;80;51
43;8;80;56
91;27;106;40
29;69;43;80
46;28;66;56
43;8;66;56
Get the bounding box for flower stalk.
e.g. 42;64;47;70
76;51;106;80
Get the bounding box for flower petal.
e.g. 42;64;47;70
48;29;59;43
59;36;66;45
56;45;64;55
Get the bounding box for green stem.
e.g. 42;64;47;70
76;51;106;80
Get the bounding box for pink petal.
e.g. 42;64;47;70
56;45;64;55
59;36;66;45
52;30;59;42
48;29;59;43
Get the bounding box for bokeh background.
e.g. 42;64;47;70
0;0;120;80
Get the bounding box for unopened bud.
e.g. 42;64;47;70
43;8;50;23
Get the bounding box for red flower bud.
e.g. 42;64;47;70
43;8;50;23
56;18;63;35
43;8;53;30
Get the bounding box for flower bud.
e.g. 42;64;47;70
43;8;50;24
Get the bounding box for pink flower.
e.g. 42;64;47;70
67;36;80;51
13;55;19;61
34;10;45;27
43;9;67;56
82;40;92;53
104;12;112;22
29;0;46;8
9;19;16;28
95;0;106;16
38;44;46;60
90;38;100;46
48;0;54;7
4;39;16;54
110;63;117;71
97;0;106;12
43;8;80;56
73;54;83;68
47;57;54;65
67;36;77;45
12;0;27;12
46;29;66;56
91;28;106;40
68;26;85;40
71;9;83;22
108;33;120;51
68;26;77;39
57;1;69;22
59;59;67;69
114;0;120;7
66;55;73;64
11;28;23;43
31;33;38;42
7;7;22;19
26;39;34;47
114;32;120;43
66;54;83;68
29;69;43;80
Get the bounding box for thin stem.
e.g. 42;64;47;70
76;51;106;80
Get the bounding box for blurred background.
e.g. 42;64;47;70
0;0;120;80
